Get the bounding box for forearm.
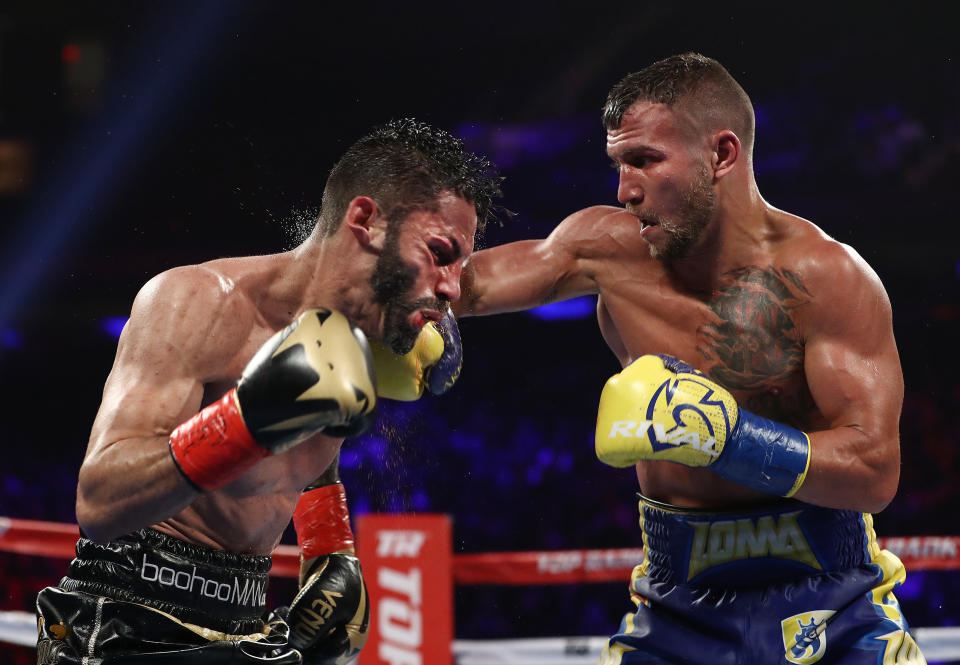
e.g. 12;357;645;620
791;427;899;514
305;452;341;489
76;437;200;542
458;240;593;317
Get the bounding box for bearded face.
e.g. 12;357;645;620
644;163;717;261
369;220;446;354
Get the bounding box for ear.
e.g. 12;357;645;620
712;130;741;180
343;196;386;250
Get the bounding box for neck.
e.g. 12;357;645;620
279;232;382;339
664;180;769;294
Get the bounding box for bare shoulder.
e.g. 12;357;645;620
775;213;890;332
550;205;645;258
124;262;258;377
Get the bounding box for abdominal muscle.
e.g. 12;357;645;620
635;461;776;509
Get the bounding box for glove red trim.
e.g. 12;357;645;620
168;389;269;492
293;483;355;557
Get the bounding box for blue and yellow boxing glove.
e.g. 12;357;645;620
369;308;462;401
595;354;810;497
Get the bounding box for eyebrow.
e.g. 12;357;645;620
608;146;665;162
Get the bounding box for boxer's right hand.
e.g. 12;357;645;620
370;307;463;401
169;309;377;491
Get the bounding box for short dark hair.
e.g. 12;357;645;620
602;52;755;154
317;118;502;236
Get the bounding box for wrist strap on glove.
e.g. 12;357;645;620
293;483;355;558
712;410;811;497
168;390;269;492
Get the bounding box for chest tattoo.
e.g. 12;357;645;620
697;266;810;408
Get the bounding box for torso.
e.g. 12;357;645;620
152;255;343;555
586;208;829;507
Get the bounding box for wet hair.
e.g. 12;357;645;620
602;52;755;154
316;118;502;236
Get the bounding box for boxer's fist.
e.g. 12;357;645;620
595;354;737;468
168;309;377;491
238;308;377;446
285;553;369;665
595;354;810;497
370;308;462;401
285;482;369;664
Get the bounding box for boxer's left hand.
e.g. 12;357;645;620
595;354;811;497
284;553;369;665
283;483;369;664
370;308;462;401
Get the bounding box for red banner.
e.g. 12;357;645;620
356;513;453;665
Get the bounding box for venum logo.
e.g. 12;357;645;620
687;512;821;580
781;610;836;664
140;554;266;607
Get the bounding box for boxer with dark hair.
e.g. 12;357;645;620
459;53;923;664
35;118;500;664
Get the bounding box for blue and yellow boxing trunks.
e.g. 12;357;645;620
600;495;925;664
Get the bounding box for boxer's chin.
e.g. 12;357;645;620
383;308;420;355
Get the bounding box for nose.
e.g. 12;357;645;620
616;169;643;206
435;265;462;304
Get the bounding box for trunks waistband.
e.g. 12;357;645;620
637;494;881;587
60;529;271;635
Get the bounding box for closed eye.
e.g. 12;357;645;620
429;240;455;266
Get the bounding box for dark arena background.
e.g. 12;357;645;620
1;2;959;663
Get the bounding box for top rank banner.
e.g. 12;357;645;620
356;513;453;665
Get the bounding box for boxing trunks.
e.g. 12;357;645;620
35;528;301;664
600;495;926;665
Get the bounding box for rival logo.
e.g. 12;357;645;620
376;530;427;558
781;610;835;664
606;420;721;457
687;512;821;580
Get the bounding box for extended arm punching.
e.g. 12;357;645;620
457;206;618;317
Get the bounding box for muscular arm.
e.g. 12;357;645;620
457;206;622;316
76;266;253;541
793;244;903;513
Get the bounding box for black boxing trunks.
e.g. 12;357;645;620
35;529;301;664
599;495;926;664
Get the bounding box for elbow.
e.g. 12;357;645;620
75;495;119;543
75;470;125;543
862;468;900;515
859;446;901;514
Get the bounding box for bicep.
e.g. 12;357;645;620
803;280;903;445
85;270;246;460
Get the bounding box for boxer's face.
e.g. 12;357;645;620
607;101;717;261
371;191;476;354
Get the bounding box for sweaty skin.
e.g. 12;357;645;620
77;193;476;554
458;102;902;513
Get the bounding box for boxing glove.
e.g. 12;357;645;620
284;482;369;665
169;309;377;491
370;307;462;401
595;354;810;496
